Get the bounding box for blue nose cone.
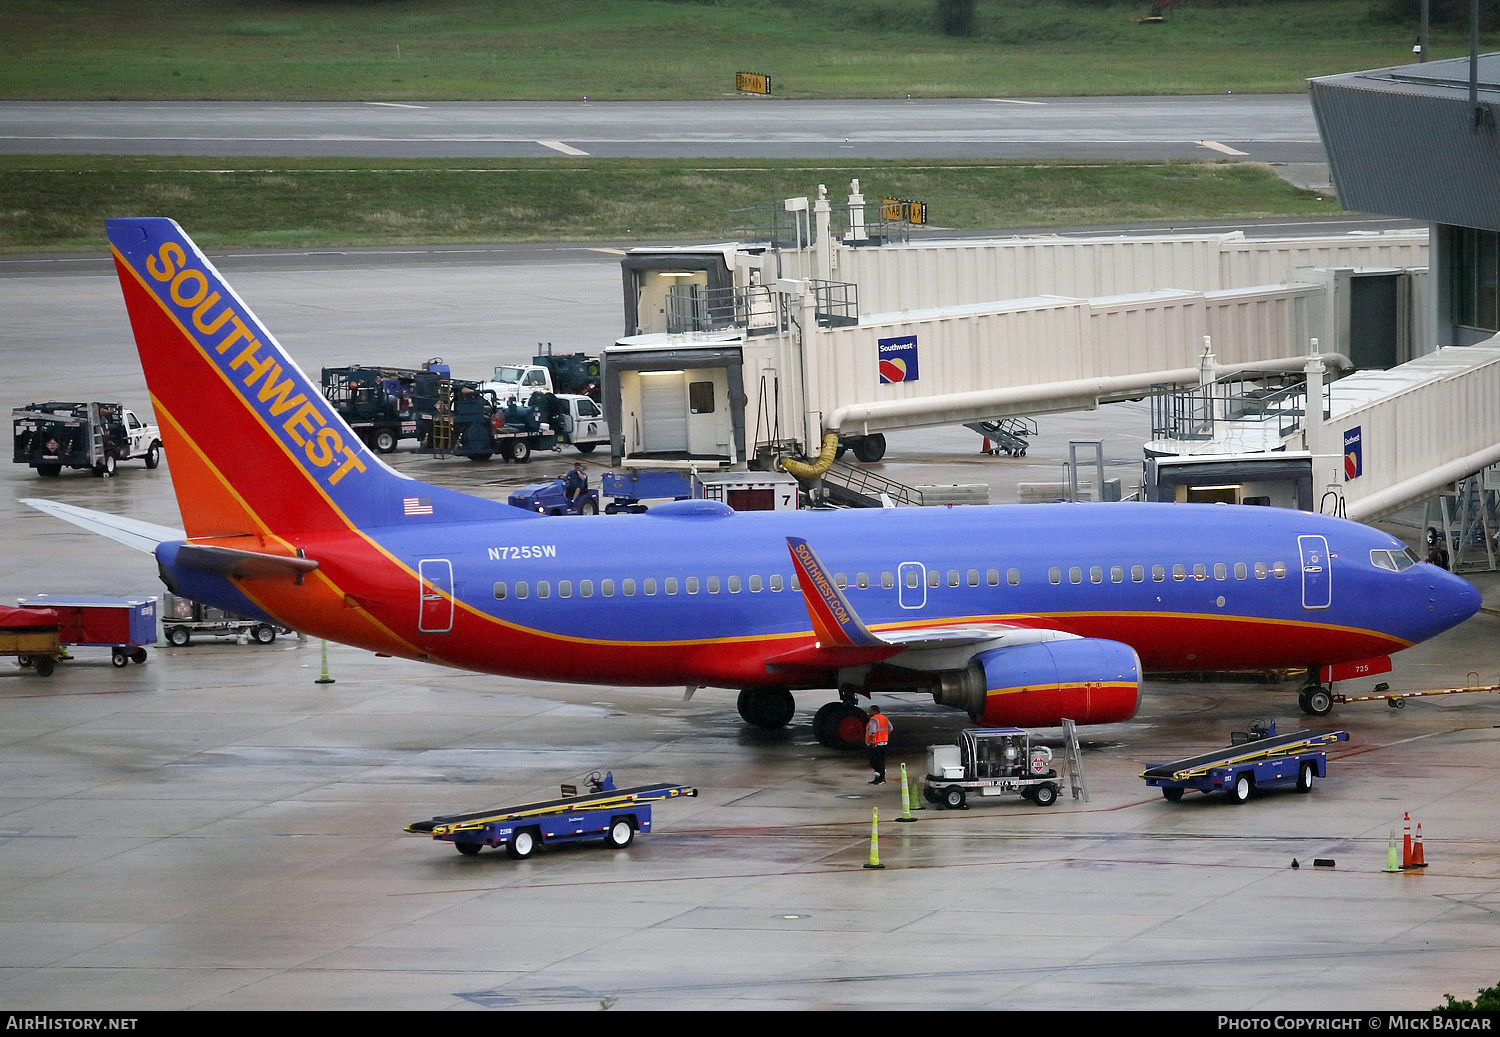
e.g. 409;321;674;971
1429;567;1483;635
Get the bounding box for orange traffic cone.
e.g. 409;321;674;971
981;437;992;455
1402;812;1412;868
1410;822;1427;868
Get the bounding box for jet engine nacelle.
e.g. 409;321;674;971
972;638;1141;727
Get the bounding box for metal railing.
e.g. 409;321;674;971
1150;373;1330;443
665;284;779;334
820;459;923;507
808;279;858;328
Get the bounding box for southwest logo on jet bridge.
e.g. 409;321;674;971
878;335;919;383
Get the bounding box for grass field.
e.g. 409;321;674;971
3;0;1485;100
0;155;1339;252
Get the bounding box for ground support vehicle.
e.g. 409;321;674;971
508;481;600;516
17;595;156;668
1141;721;1349;803
320;364;446;453
427;389;557;463
485;352;602;402
528;392;610;454
162;591;286;646
405;775;697;858
601;469;693;513
923;727;1074;808
13;402;161;477
1;605;62;676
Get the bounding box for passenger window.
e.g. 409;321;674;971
728;575;741;593
1172;565;1185;582
537;581;550;598
948;570;960;587
602;579;614;597
493;582;507;600
1090;566;1103;584
1111;566;1123;583
988;569;1001;586
857;573;870;589
686;576;699;594
790;575;800;591
928;570;940;588
1152;565;1165;582
1254;562;1267;579
644;578;657;595
1049;567;1061;585
1007;568;1020;586
623;578;635;596
581;580;593;598
1272;562;1287;578
906;570;920;589
664;578;677;595
770;574;783;591
1214;563;1226;581
836;573;847;589
708;576;720;593
1192;564;1206;581
1132;565;1144;582
1234;563;1247;580
559;581;571;598
749;575;762;592
1069;567;1082;585
882;572;895;589
967;569;979;587
516;582;529;599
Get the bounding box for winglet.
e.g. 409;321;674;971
785;537;885;648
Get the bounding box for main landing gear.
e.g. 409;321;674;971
812;698;868;751
737;689;796;730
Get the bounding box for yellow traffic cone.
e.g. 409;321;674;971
1383;828;1401;873
863;807;885;869
898;763;916;822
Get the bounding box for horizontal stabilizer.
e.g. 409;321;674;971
172;544;320;580
21;498;185;554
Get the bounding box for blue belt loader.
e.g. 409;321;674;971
405;774;697;859
1142;721;1349;803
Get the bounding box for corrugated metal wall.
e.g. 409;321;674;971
830;231;1427;316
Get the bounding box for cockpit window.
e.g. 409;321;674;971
1370;550;1397;571
1392;548;1419;571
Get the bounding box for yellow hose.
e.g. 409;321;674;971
781;432;840;482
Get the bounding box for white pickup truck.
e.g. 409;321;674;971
12;402;162;477
556;393;610;453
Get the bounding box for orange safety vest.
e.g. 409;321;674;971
865;712;891;746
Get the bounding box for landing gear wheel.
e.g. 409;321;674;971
606;819;634;848
144;442;161;469
812;701;843;748
130;647;148;664
506;439;531;463
252;624;276;645
1297;762;1315;793
851;434;886;464
830;704;868;750
506;828;538;860
1162;787;1184;803
374;429;397;453
1231;774;1252;803
1032;783;1059;807
34;657;55;677
111;650;128;668
455;841;482;856
167;626;190;647
1300;684;1333;716
943;787;967;810
736;688;796;730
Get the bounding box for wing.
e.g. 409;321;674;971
21;498;184;554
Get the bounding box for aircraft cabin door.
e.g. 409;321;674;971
1297;535;1331;610
418;559;455;633
898;562;927;610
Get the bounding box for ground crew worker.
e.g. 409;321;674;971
865;705;891;784
564;462;588;506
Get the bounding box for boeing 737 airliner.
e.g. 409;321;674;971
26;218;1482;750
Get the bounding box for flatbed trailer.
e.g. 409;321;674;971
1142;722;1348;803
406;779;697;859
18;594;157;668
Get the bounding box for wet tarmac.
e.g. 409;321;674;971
1;255;1497;1010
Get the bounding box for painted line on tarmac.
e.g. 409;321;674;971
538;139;590;156
1199;139;1250;155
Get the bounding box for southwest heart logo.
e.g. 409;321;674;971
879;358;909;383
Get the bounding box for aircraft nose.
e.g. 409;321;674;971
1428;567;1482;631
